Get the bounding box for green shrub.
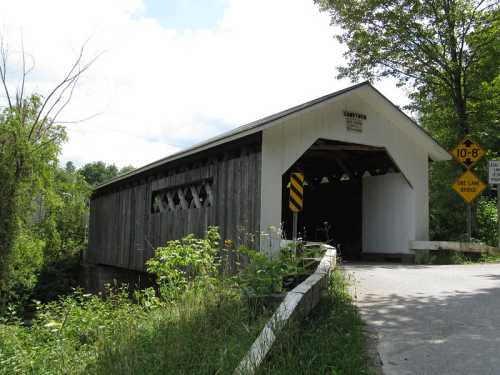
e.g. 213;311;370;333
0;287;140;375
476;197;498;247
146;226;220;299
235;247;286;296
0;229;45;308
234;246;307;297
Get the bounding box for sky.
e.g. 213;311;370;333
0;0;410;168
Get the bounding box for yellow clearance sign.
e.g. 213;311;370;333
451;135;485;168
452;170;487;203
289;172;304;213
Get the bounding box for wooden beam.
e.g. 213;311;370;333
190;186;202;208
204;183;214;207
310;144;384;152
177;188;188;210
166;191;176;211
334;157;355;180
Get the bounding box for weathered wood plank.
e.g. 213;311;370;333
88;135;263;270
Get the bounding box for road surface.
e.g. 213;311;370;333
343;263;500;375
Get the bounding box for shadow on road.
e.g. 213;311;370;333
342;263;500;374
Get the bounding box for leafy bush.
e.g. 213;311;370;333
1;161;90;310
0;229;45;308
234;246;308;297
476;197;498;247
235;247;287;296
146;226;220;299
31;249;81;303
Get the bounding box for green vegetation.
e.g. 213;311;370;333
0;284;272;375
0;158;132;310
0;4;498;374
478;253;500;263
425;250;478;265
235;246;302;296
0;229;275;374
426;251;500;265
258;269;373;375
146;226;220;299
79;161;135;186
0;231;347;375
0;42;137;310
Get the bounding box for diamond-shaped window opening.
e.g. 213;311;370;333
184;188;194;208
151;179;213;213
199;184;209;207
160;194;169;212
152;194;161;213
172;192;180;209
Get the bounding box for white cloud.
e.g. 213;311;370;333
0;0;409;168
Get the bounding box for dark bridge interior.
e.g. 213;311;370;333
282;139;400;259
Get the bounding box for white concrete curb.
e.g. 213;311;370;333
234;244;337;375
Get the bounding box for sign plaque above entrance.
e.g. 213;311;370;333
343;111;367;133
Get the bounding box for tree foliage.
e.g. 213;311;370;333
0;37;97;307
79;161;135;186
412;13;499;243
0;96;66;295
316;0;499;134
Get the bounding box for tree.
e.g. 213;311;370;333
0;36;97;294
315;0;499;135
417;33;499;243
79;161;134;186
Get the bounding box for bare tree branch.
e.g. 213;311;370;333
0;37;12;110
29;42;102;140
54;111;105;125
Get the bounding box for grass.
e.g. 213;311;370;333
257;269;373;375
0;234;372;374
478;253;500;263
0;281;273;375
425;250;500;265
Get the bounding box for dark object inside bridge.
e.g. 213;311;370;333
282;139;400;260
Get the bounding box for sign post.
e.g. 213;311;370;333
289;172;304;254
450;136;486;242
489;160;500;248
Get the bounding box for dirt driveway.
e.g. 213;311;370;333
342;263;500;375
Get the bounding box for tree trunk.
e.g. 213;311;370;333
453;84;468;136
0;185;19;305
456;103;468;135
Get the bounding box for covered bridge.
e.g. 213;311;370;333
87;82;450;271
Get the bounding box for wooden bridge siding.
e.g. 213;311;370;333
88;143;261;272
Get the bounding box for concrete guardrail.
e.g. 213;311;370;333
234;244;337;375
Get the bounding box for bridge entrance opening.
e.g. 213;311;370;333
281;139;401;260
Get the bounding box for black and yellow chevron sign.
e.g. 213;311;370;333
289;172;304;213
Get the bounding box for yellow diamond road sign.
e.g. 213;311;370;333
451;135;485;168
452;170;487;203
